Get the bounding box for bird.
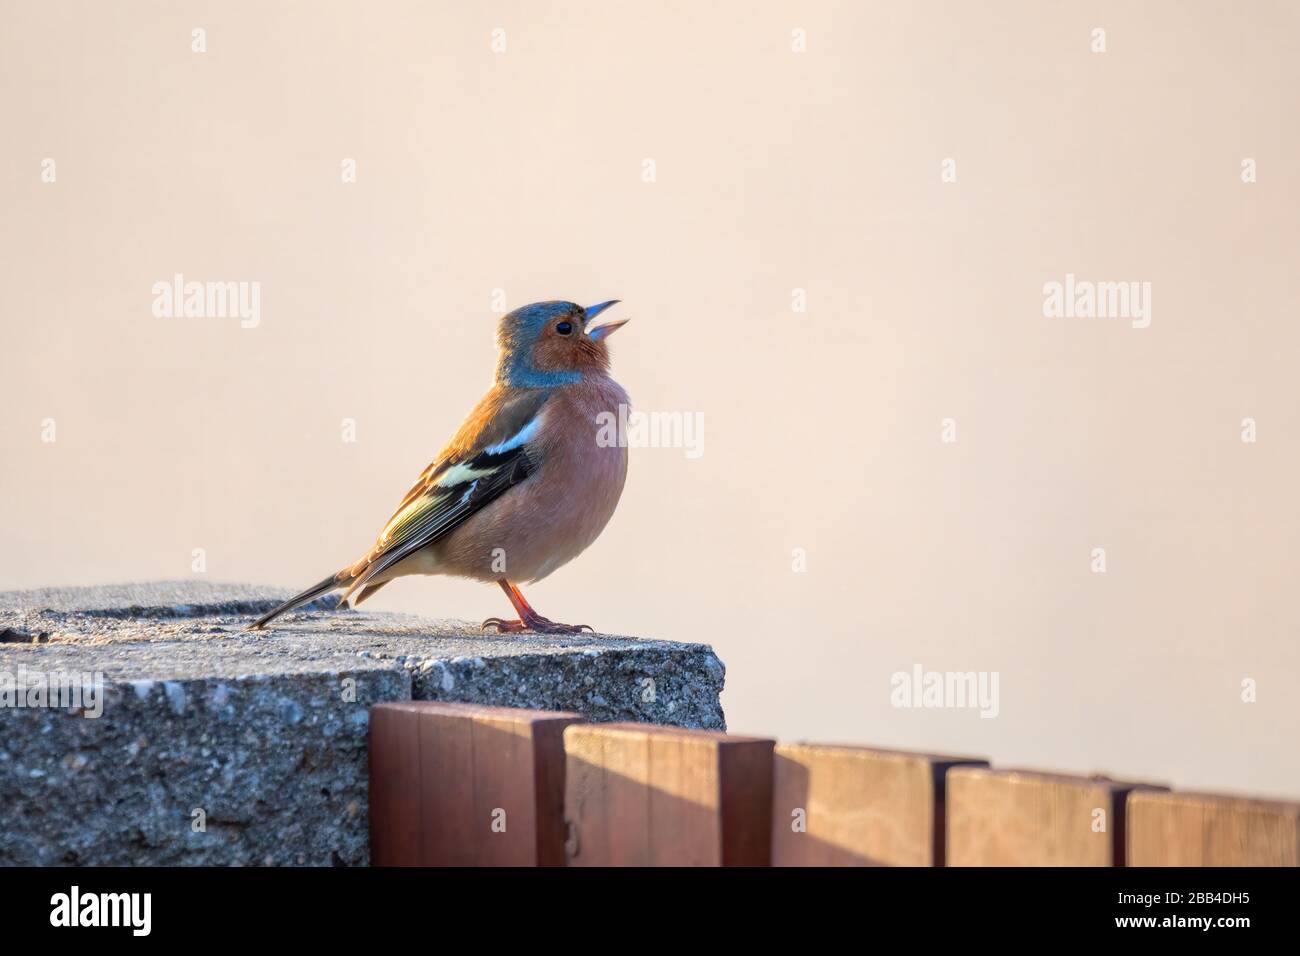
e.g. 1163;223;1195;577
248;299;630;634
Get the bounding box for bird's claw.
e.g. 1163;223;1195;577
481;615;595;635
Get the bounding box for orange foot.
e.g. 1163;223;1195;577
482;612;593;635
484;579;595;634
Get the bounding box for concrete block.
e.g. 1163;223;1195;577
0;582;727;865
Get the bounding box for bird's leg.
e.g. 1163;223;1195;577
480;580;531;632
482;580;593;634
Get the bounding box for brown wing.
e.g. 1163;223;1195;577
342;388;552;591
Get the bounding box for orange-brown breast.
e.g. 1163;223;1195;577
426;375;630;583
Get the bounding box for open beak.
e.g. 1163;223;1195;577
583;300;629;341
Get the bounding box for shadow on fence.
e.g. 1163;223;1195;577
369;701;1300;867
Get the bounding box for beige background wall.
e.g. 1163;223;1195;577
2;1;1297;796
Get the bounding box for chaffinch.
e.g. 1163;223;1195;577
249;300;630;634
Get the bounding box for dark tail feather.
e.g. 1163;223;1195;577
352;580;390;606
247;572;349;631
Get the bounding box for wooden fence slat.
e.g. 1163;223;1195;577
367;702;424;867
772;744;987;866
1126;790;1300;866
369;701;581;866
372;702;1296;868
946;767;1163;866
564;723;774;866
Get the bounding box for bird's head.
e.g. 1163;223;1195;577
495;299;628;388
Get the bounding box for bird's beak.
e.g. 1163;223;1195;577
583;300;629;341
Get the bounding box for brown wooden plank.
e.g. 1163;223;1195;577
367;703;423;866
419;706;476;865
772;743;987;866
1127;790;1300;866
530;716;575;867
650;727;724;865
719;735;775;866
564;723;774;867
469;711;537;866
946;767;1164;866
561;721;616;865
597;724;654;865
368;701;581;866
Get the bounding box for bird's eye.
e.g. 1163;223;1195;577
556;321;573;336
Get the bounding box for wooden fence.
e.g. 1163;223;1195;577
368;701;1299;867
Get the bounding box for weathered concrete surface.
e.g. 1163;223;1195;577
0;582;727;865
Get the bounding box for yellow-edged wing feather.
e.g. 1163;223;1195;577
339;387;552;599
